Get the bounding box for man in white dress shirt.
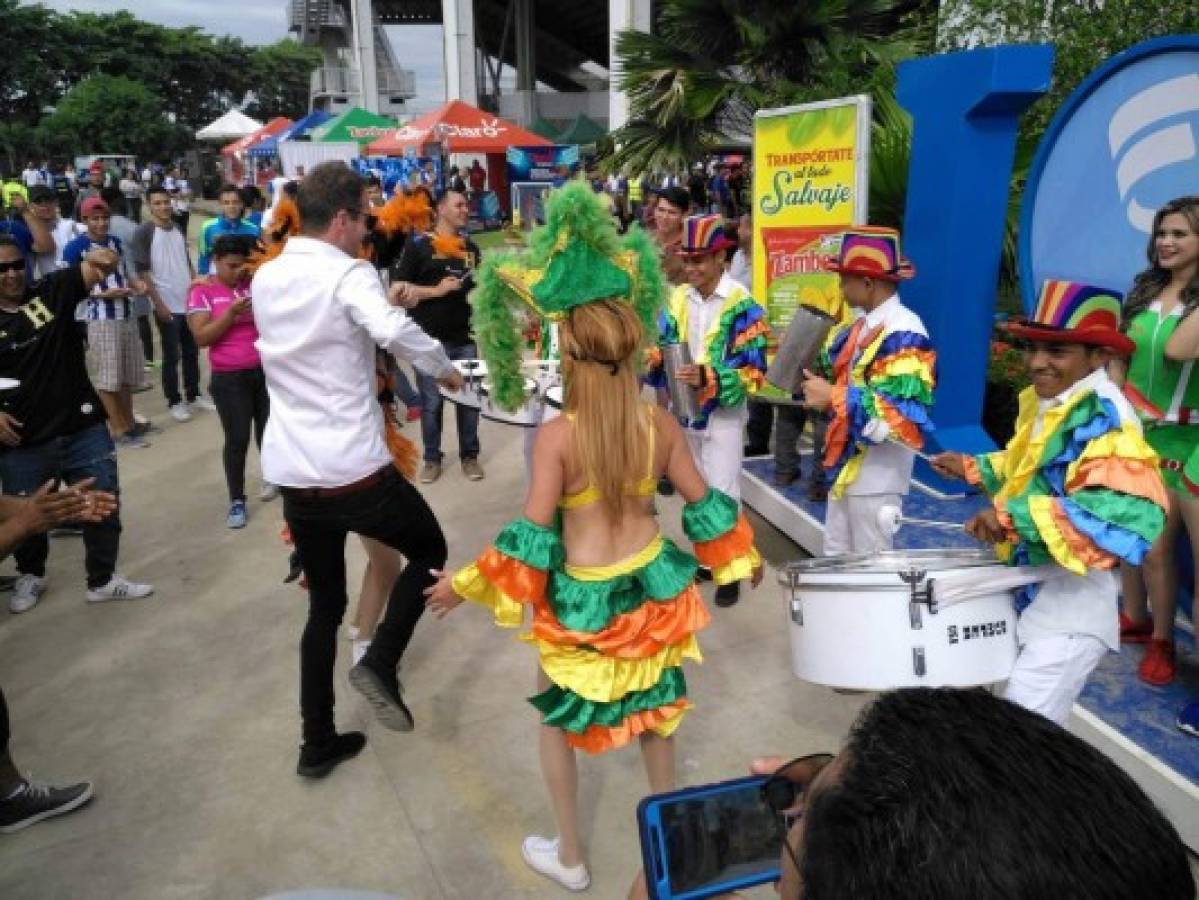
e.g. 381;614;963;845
252;162;463;778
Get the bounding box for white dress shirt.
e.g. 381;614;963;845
1017;367;1138;651
253;236;454;488
845;293;930;496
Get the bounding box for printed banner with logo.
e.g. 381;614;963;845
752;97;871;398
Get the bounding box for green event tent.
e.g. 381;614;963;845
311;107;397;145
530;117;562;141
556;113;606;146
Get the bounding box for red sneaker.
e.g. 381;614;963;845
1138;640;1176;686
1119;612;1154;644
405;406;422;422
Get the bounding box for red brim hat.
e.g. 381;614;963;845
821;256;915;281
1003;320;1135;357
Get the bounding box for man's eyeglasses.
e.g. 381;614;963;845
760;752;836;882
0;259;26;274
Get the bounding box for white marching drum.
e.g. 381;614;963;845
779;549;1019;690
544;384;563;410
479;377;543;427
439;359;488;410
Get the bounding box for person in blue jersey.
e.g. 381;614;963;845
196;183;260;275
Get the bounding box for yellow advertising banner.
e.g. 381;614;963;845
752;98;870;398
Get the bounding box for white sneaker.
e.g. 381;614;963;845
352;639;371;666
521;836;590;892
258;482;280;502
9;575;46;614
169;403;193;422
192;395;217;412
86;575;154;603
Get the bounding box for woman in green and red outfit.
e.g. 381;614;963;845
1114;196;1199;685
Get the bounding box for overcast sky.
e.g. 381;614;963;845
29;1;450;113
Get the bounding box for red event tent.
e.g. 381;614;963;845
366;101;551;208
220;117;293;185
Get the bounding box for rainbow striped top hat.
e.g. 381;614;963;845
1005;280;1134;356
676;215;736;256
822;226;915;281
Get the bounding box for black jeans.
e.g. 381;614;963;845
209;367;270;501
0;424;120;588
137;314;153;363
283;466;448;743
156;313;199;406
0;684;8;754
746;399;774;452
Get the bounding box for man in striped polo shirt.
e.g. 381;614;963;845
62;196;147;449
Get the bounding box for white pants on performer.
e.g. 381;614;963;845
823;493;900;556
1004;633;1107;727
685;410;744;501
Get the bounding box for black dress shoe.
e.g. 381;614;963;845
715;582;741;607
744;444;769;457
297;731;366;778
696;566;714;583
807;483;829;503
349;663;414;732
656;476;675;496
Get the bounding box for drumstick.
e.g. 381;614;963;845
877;505;965;536
885;435;934;462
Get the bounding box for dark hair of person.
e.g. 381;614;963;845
211;234;257;260
238;185;261;208
100;186;123;209
364;175;382;189
1122;195;1199;327
799;688;1194;900
434;186;466;209
218;183;241;199
282;181;299;199
722;224;739;262
297;161;364;234
657;186;690;214
0;234;20;253
146;185;170;202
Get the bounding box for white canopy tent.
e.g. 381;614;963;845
195;110;263;142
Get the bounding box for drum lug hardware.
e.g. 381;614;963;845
900;568;930;630
789;597;803;626
912;646;926;678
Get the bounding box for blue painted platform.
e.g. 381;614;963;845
742;451;1199;847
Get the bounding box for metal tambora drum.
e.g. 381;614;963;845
779;549;1018;690
478;377;543;427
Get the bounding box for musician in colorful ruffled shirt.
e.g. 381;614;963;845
645;214;768;605
423;184;762;893
800;227;936;555
932;280;1168;726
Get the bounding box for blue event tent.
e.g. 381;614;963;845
246;110;333;158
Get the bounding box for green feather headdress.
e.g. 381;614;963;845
472;181;666;410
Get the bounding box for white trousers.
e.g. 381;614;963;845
823;493;900;556
685;417;743;501
1004;633;1107;727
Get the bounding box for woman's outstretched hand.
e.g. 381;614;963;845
423;569;464;619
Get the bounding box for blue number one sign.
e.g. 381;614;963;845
896;45;1055;459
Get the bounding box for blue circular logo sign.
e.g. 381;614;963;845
1021;36;1199;308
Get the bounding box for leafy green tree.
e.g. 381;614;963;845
0;0;73;124
606;0;928;173
39;75;184;161
247;41;323;121
938;0;1199;139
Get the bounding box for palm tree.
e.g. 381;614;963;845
606;0;929;174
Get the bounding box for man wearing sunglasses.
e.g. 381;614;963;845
631;688;1193;899
0;234;154;615
252;161;464;778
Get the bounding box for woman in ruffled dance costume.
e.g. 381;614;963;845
425;182;761;893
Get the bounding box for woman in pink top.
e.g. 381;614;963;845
187;234;272;528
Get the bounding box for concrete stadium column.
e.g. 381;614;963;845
351;0;379;112
609;0;652;130
442;0;479;105
512;0;537;125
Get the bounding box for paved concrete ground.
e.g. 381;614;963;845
0;362;862;899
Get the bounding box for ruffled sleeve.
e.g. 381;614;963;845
695;298;769;421
993;394;1168;575
682;488;761;584
452;518;564;627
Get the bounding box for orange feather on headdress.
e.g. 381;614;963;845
376;191;434;237
431;232;468;260
248;196;302;274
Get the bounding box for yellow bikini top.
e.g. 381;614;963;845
559;408;658;510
